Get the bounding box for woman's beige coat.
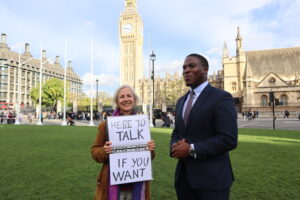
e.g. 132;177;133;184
91;121;154;200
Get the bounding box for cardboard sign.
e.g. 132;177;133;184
109;151;152;185
107;115;152;185
107;115;150;146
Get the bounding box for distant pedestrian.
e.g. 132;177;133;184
40;113;43;123
28;112;33;124
284;110;290;118
82;112;86;121
67;116;75;126
0;111;4;124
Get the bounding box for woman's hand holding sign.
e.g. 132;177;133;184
147;140;155;151
104;141;113;154
105;140;155;154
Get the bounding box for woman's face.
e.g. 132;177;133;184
117;87;135;115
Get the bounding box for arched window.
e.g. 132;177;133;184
232;82;237;91
279;94;288;105
261;95;268;106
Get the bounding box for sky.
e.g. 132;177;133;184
1;0;300;96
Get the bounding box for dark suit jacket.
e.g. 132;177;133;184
170;84;238;190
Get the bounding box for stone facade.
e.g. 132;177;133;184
0;33;82;110
119;0;144;95
119;0;300;116
138;72;189;111
221;27;300;116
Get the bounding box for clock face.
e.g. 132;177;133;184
122;23;132;34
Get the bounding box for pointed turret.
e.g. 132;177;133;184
235;27;243;55
223;42;229;58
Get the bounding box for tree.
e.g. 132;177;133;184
43;78;65;110
77;91;113;107
77;94;91;107
30;87;39;105
98;91;113;106
159;79;187;109
30;78;66;111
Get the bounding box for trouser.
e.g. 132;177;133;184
119;190;132;200
175;167;230;200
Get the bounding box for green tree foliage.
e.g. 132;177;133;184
98;91;113;106
77;91;112;107
29;87;39;105
77;94;91;107
30;78;66;111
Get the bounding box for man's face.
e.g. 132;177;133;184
182;56;208;88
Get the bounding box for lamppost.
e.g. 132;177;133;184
269;90;275;129
15;44;33;125
150;50;156;127
89;39;95;126
96;77;99;120
61;41;68;126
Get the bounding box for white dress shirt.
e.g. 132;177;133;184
182;81;208;158
182;81;209;119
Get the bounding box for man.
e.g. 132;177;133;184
170;53;238;200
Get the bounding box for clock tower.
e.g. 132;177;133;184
119;0;144;93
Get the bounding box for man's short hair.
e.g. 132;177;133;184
187;53;209;69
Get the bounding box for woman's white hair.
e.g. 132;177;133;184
112;85;139;109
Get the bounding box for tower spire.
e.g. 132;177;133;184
236;26;242;40
125;0;137;8
120;0;143;93
223;42;229;58
235;26;243;55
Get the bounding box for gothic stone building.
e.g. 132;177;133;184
221;27;300;116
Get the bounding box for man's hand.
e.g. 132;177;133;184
171;139;190;159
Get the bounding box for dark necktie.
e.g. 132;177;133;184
183;90;195;125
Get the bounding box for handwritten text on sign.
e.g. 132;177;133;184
109;151;152;185
107;115;150;146
107;115;152;185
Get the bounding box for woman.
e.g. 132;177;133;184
91;85;155;200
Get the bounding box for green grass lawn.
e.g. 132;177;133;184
0;125;300;200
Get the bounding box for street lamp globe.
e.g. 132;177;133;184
150;50;156;62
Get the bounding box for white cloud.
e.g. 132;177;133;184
155;60;182;76
208;58;222;75
81;73;119;87
0;1;120;76
206;47;222;55
81;73;119;97
2;0;300;95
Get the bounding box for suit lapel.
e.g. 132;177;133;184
186;84;212;128
177;92;189;125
